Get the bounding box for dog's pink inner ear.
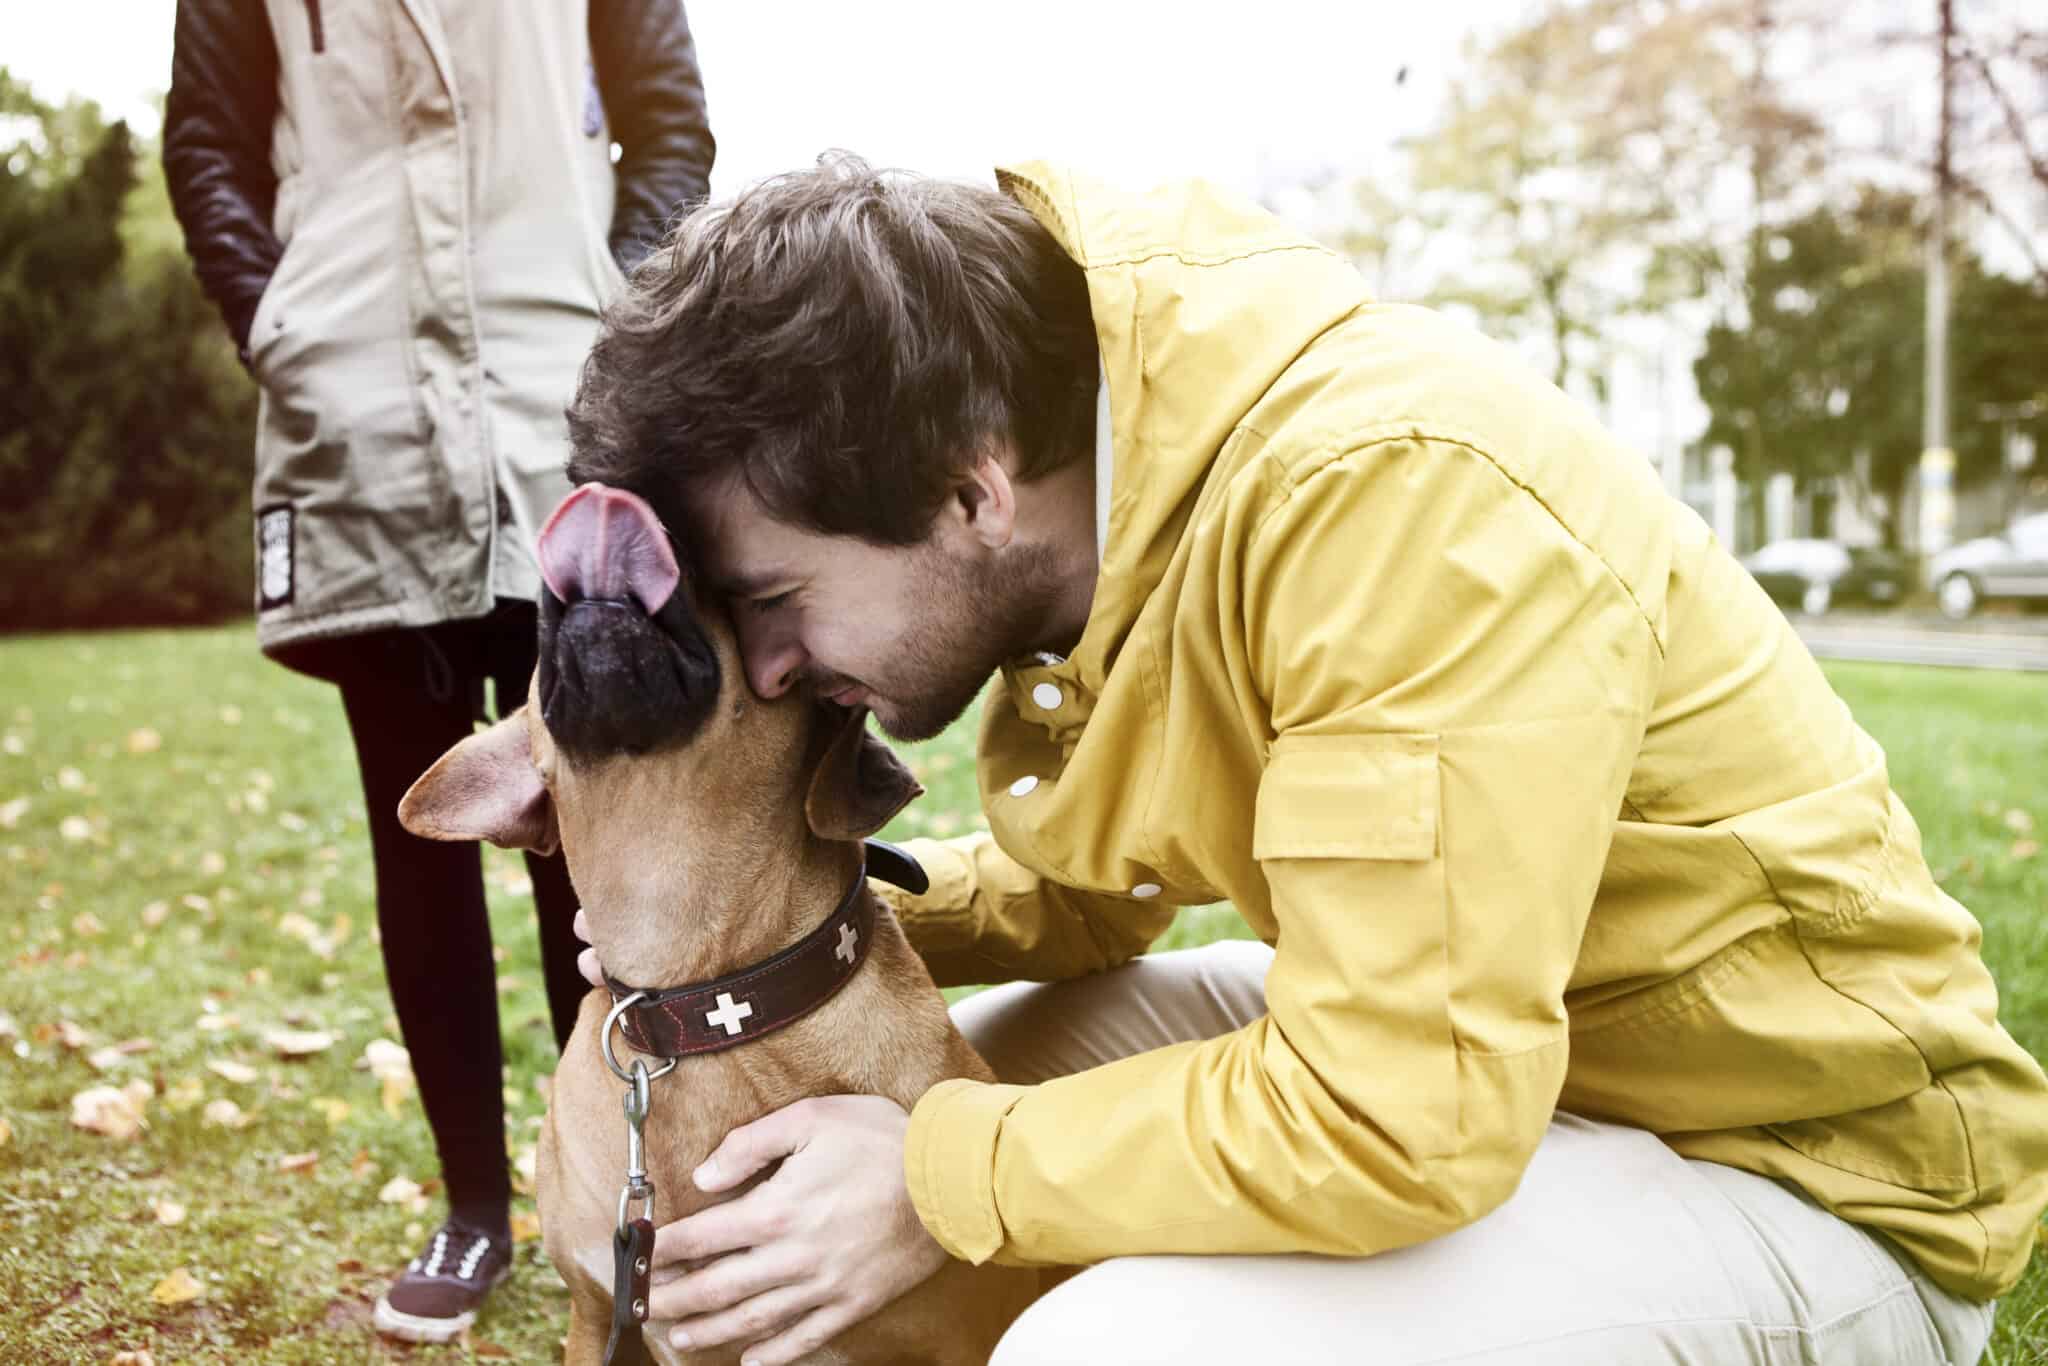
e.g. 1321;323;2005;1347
805;708;924;842
399;712;560;856
538;482;680;613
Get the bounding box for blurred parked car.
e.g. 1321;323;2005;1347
1927;512;2048;620
1741;538;1911;616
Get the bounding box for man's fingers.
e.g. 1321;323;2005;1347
737;1302;862;1366
572;907;591;942
695;1100;816;1193
577;945;603;988
666;1281;822;1356
646;1246;804;1321
652;1186;789;1267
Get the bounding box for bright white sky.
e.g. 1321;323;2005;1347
1;1;1530;196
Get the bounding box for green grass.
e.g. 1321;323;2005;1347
0;628;2042;1362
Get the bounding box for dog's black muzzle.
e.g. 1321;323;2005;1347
537;584;720;759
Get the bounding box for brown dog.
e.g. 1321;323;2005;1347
397;484;1037;1364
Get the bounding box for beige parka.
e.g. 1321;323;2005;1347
240;0;655;651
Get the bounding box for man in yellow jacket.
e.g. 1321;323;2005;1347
564;155;2048;1364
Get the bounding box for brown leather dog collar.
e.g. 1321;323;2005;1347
602;840;926;1059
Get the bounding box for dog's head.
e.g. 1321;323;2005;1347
395;484;921;871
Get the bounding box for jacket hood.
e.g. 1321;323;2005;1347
994;162;1370;690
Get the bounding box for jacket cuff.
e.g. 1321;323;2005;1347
906;1078;1028;1263
872;836;980;952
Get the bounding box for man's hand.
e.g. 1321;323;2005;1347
573;908;604;987
649;1094;949;1365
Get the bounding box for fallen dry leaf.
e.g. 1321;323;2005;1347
336;1257;365;1274
180;893;211;914
59;816;92;842
0;796;28;828
196;1013;240;1034
2013;839;2040;862
71;1083;148;1140
150;1267;204;1306
56;1019;92;1050
469;1340;511;1359
202;1098;248;1129
265;1028;335;1058
511;1145;538;1197
378;1175;423;1206
0;1013;16;1042
0;1116;12;1148
163;1077;205;1112
275;910;319;944
2006;809;2037;835
207;1059;259;1085
125;727;162;754
351;1149;377;1180
71;911;105;938
197;851;226;877
58;766;87;790
363;1038;416;1115
311;1096;350;1127
277;1150;319;1174
362;1038;411;1077
509;1210;541;1243
139;900;170;929
88;1038;154;1071
110;1351;158;1366
219;705;242;725
154;1200;187;1226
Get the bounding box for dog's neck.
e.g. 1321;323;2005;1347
566;801;860;990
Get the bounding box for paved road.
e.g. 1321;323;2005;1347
1790;610;2048;673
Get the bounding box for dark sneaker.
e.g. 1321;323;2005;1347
372;1219;513;1343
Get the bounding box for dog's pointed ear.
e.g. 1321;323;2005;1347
805;707;923;841
398;710;561;856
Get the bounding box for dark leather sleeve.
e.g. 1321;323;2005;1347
589;0;716;275
162;0;283;363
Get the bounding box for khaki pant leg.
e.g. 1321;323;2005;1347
953;948;1992;1366
951;939;1273;1084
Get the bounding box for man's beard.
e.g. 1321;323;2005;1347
863;538;1064;743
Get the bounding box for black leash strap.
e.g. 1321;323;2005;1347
603;1217;656;1366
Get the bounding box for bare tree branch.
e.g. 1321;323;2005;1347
1954;171;2048;290
1960;45;2048;196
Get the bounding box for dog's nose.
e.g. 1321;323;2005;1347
534;484;721;757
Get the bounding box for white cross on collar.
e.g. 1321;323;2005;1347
705;992;754;1036
836;923;859;965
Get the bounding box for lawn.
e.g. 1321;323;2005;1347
1;625;2043;1363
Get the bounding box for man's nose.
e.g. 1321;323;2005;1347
739;618;806;700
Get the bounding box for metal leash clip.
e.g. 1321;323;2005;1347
616;1058;656;1238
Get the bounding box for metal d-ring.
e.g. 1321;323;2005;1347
602;991;679;1085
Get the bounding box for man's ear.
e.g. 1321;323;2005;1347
805;707;924;841
952;449;1018;550
398;710;561;856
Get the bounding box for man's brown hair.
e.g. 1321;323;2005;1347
566;153;1098;546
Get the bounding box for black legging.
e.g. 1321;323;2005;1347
329;600;585;1223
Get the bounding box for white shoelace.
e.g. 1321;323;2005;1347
412;1227;493;1282
455;1235;491;1281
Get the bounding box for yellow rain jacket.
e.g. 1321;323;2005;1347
885;163;2048;1301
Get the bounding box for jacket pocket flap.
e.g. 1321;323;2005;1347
1255;733;1440;860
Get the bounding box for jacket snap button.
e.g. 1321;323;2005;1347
1008;775;1039;798
1131;882;1162;899
1031;682;1063;711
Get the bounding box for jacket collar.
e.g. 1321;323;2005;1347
992;162;1372;698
